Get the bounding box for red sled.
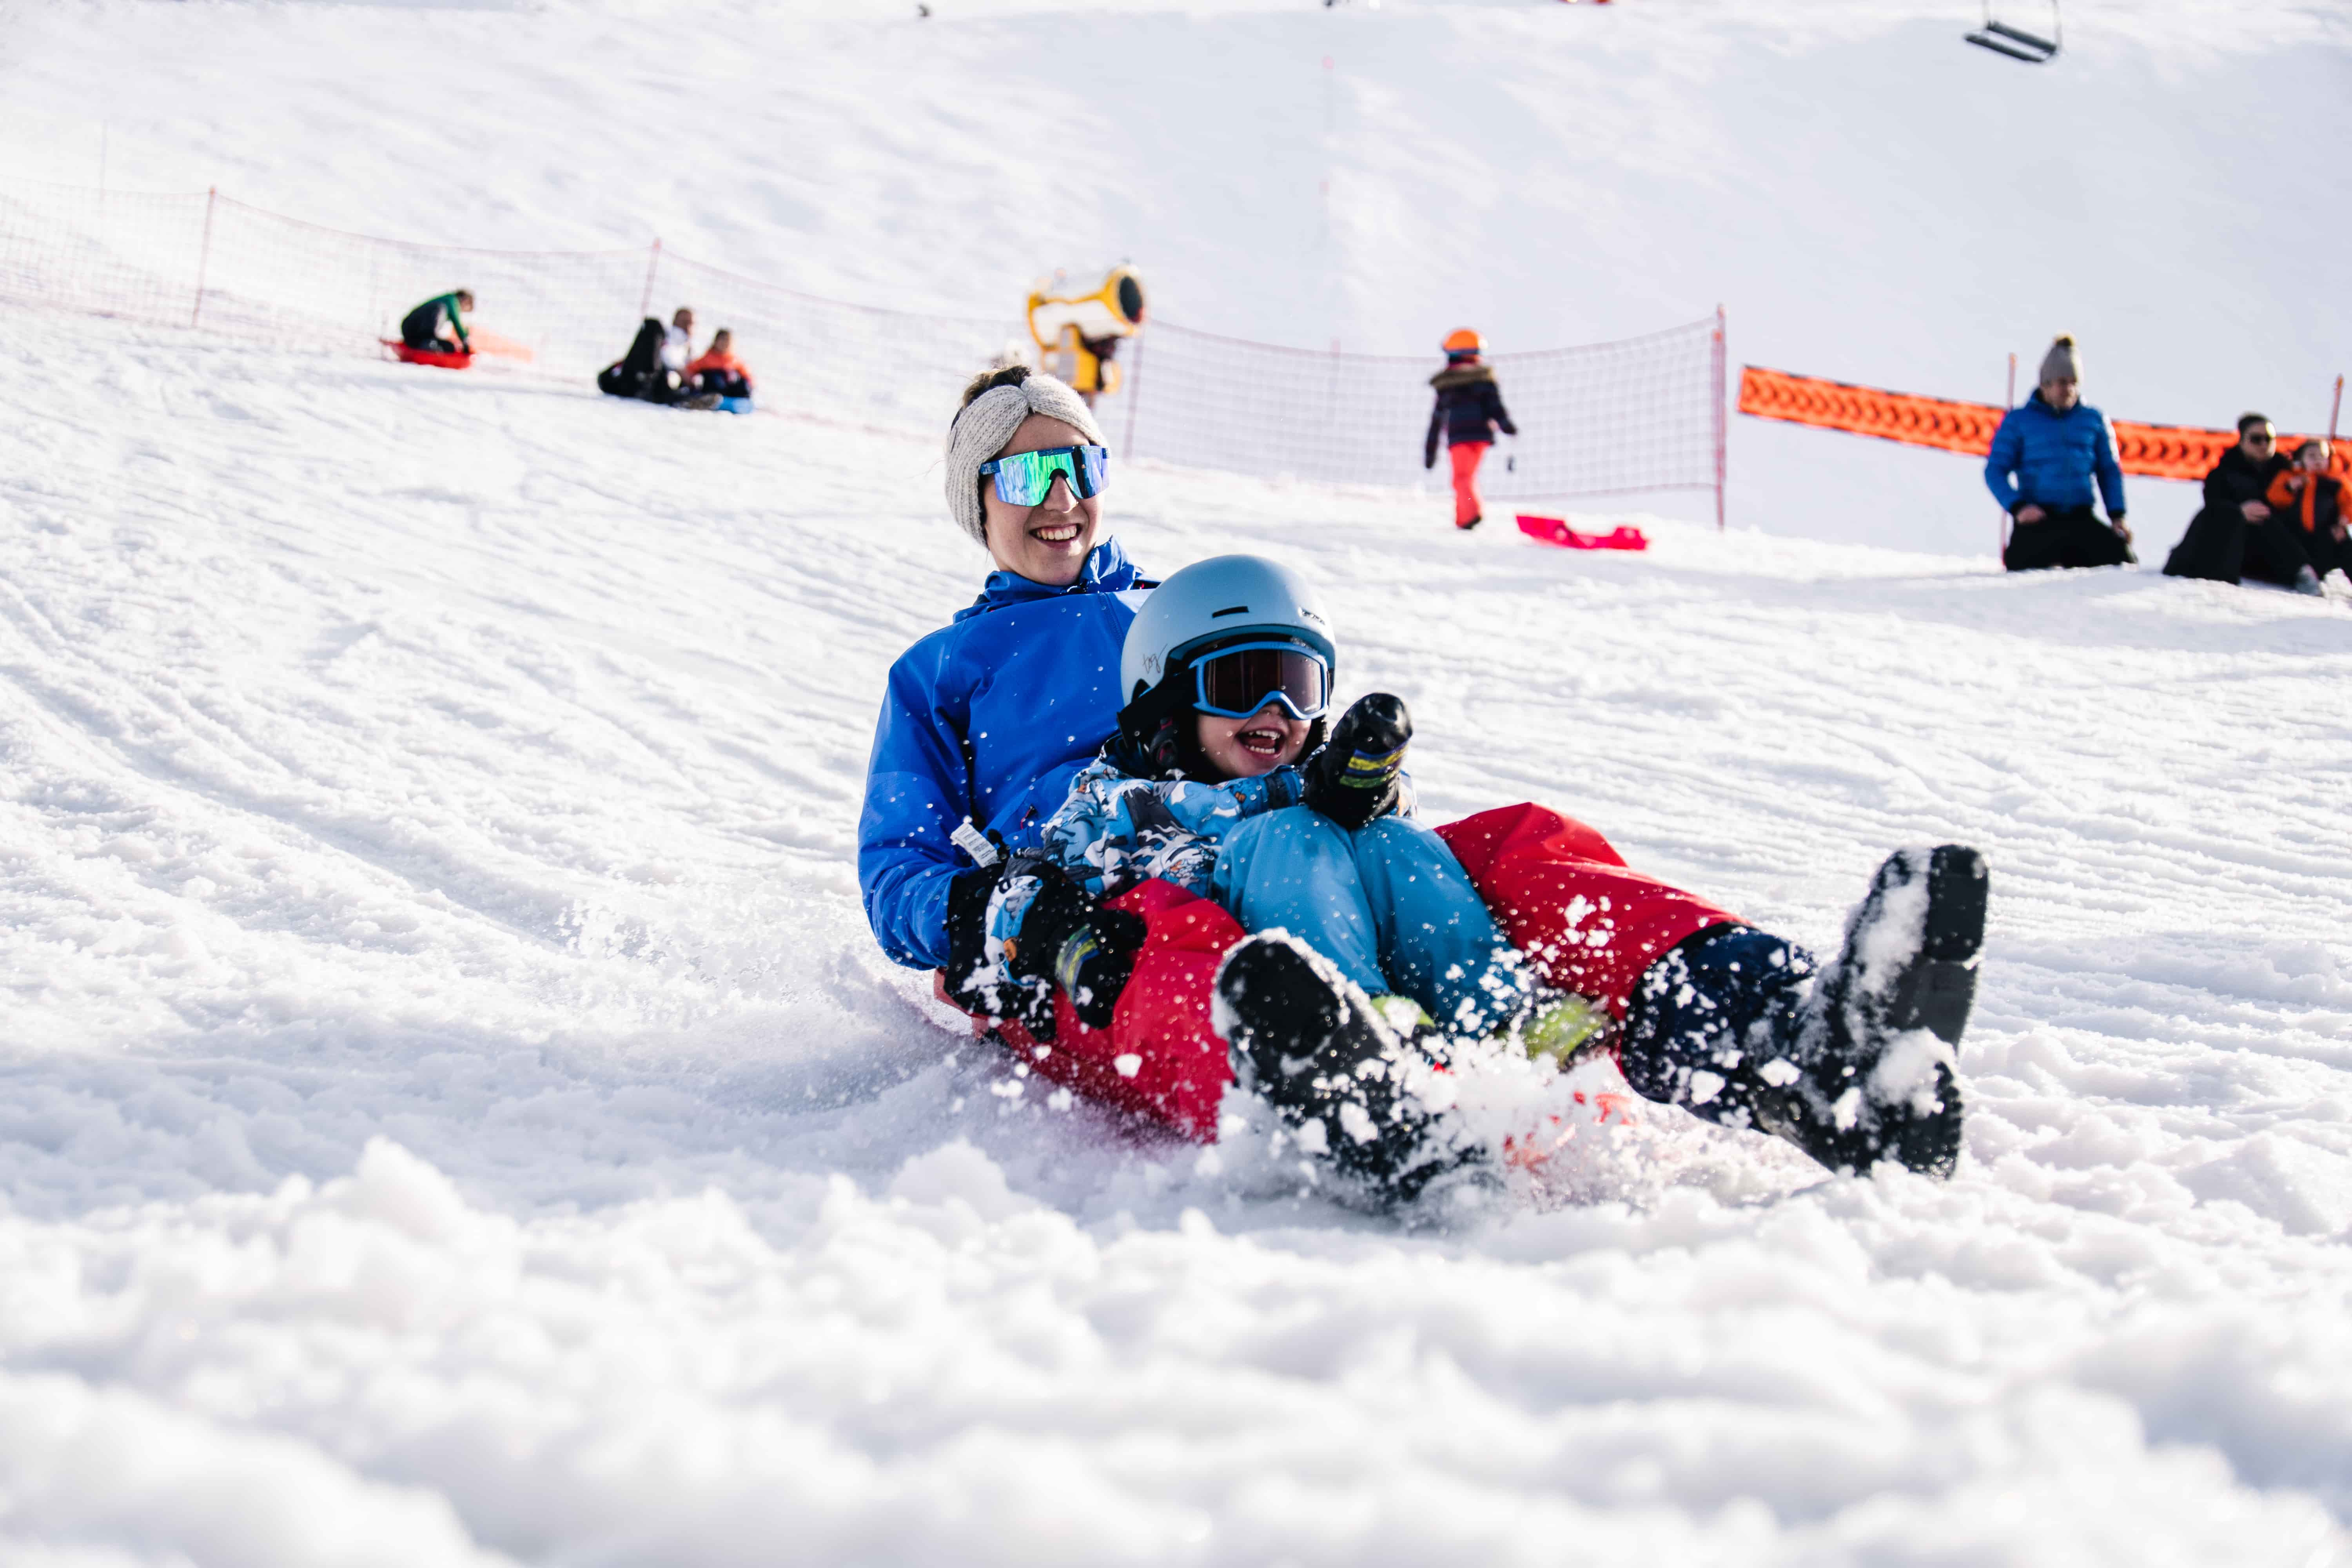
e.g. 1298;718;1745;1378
1517;514;1647;551
381;339;473;370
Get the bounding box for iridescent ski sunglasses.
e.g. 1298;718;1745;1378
1189;639;1332;721
977;444;1110;507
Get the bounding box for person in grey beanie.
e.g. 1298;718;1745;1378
1984;334;2134;571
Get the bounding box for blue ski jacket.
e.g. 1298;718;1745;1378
1984;392;2127;517
859;539;1151;971
1039;757;1305;902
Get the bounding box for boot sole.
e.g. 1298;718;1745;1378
1216;934;1474;1203
1216;934;1367;1087
1894;845;1987;1047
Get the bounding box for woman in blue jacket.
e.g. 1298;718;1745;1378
857;369;1983;1196
859;367;1144;971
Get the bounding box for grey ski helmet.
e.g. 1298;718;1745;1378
1120;554;1336;704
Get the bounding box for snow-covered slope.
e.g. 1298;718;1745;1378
5;309;2352;1565
4;2;2352;1562
3;0;2348;552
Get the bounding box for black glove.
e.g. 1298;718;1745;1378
941;862;1057;1038
999;859;1147;1030
1304;693;1412;829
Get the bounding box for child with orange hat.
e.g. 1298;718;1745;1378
1423;329;1515;530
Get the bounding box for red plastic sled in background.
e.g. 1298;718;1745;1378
381;339;474;370
1517;514;1648;552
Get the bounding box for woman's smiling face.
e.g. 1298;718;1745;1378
981;413;1100;585
1196;702;1311;780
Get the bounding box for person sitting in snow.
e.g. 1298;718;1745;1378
596;317;681;404
684;329;756;403
2161;414;2313;592
662;306;696;377
862;367;1987;1207
2262;440;2349;592
1423;329;1515;532
400;289;475;356
1985;335;2133;572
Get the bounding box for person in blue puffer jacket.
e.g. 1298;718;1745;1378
1984;335;2134;572
859;367;1147;971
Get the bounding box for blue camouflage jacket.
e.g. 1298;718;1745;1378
858;540;1149;970
1984;391;2127;516
1038;757;1305;901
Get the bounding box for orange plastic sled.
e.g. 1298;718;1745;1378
382;338;474;370
1739;365;2347;482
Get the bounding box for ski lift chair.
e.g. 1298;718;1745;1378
1967;0;2060;63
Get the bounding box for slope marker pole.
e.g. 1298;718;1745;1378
639;240;662;319
191;186;217;328
1712;303;1727;531
1999;352;2016;556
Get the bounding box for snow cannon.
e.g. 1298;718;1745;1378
1026;265;1145;404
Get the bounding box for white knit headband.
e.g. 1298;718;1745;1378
943;372;1107;545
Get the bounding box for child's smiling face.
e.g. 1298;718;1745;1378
1196;703;1311;780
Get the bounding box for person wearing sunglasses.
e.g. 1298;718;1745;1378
862;374;1983;1202
862;367;1143;982
2162;413;2318;591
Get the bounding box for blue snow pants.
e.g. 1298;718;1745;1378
1209;811;1533;1034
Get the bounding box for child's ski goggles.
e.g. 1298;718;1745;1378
978;444;1109;506
1192;641;1331;720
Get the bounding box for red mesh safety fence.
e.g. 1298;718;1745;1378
1123;316;1725;504
1740;365;2350;483
0;182;212;328
0;180;1730;511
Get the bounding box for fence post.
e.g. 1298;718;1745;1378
639;239;662;318
191;186;218;329
2001;352;2018;555
1122;325;1145;459
1711;304;1727;531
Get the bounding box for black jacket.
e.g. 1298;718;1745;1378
597;318;675;400
2163;445;2291;581
2201;445;2287;516
1424;365;1516;465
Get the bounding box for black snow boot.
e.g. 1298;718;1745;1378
1621;846;1987;1179
1215;932;1477;1205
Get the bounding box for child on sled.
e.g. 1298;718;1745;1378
950;554;1987;1201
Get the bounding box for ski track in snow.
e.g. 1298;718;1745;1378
2;312;2350;1564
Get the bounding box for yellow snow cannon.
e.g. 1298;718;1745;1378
1026;265;1146;404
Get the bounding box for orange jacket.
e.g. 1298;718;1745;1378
2265;465;2347;533
685;348;755;390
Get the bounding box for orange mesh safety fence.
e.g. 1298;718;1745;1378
1740;366;2347;482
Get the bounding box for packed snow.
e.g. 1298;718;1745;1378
3;1;2352;1564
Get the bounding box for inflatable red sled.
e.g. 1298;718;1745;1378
381;339;473;370
1517;515;1647;552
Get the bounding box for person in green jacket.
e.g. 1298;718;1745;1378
400;290;474;354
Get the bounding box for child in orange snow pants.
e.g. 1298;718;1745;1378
1450;441;1490;529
